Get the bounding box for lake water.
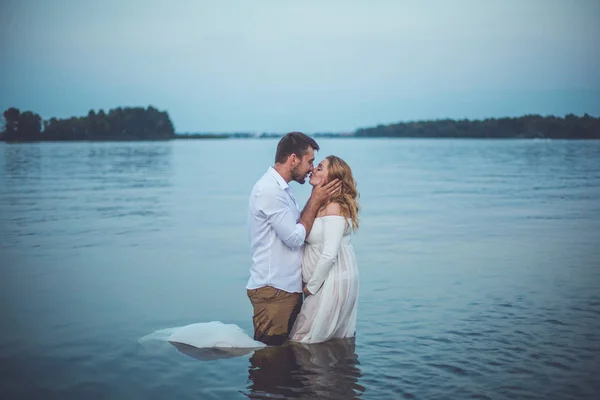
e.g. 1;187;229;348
1;139;599;399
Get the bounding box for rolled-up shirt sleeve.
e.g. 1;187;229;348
256;186;306;250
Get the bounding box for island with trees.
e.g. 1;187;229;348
1;106;175;142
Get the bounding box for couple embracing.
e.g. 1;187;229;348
246;132;360;345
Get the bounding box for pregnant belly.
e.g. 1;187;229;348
301;245;322;281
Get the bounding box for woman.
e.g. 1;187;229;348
289;155;360;344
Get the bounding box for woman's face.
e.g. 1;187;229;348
309;159;329;186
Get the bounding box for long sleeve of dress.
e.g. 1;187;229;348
306;216;346;295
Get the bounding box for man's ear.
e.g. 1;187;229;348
289;153;298;165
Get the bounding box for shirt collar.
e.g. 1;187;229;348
267;166;290;190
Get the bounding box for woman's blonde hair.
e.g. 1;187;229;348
324;155;360;230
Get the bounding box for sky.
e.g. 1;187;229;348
1;0;599;133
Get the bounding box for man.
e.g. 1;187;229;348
247;132;341;345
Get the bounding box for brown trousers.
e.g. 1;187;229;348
247;286;302;346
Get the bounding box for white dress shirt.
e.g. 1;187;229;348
247;167;306;293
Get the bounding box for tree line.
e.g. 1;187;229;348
2;108;598;141
1;106;175;142
354;114;599;139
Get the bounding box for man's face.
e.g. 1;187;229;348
291;147;315;184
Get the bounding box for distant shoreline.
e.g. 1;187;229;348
2;136;595;144
2;107;599;142
174;134;229;139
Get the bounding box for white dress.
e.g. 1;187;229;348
289;216;359;344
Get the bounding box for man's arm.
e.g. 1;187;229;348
257;187;307;250
298;196;322;238
256;179;342;250
299;179;342;237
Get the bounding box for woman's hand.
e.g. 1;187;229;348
303;286;313;297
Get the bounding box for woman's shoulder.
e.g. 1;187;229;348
323;202;343;216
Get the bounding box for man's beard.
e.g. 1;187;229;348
291;166;307;184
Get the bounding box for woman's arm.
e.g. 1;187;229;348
305;204;346;295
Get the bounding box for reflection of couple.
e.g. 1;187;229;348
247;337;364;399
246;132;360;346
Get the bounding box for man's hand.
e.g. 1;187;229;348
298;178;342;238
311;178;342;205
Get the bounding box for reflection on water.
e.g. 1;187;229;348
0;142;174;251
2;142;173;181
86;144;173;177
2;144;42;178
246;338;365;399
170;342;255;361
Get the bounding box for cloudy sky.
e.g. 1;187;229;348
1;0;598;132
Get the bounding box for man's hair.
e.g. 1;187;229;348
275;132;320;164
